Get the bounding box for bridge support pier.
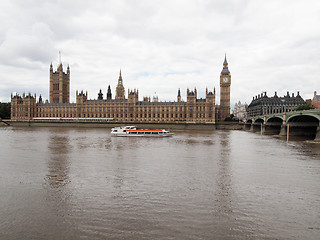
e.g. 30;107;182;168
261;124;266;135
315;126;320;142
279;124;287;136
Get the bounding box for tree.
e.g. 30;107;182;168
0;102;11;119
224;114;236;121
294;104;315;111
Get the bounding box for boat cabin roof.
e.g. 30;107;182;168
115;126;136;129
127;129;164;132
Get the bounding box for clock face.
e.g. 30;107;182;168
223;77;228;83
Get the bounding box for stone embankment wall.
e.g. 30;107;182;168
6;120;245;130
0;120;10;126
215;122;245;130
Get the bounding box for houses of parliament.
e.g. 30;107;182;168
11;56;231;123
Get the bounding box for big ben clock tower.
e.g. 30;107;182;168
219;55;231;121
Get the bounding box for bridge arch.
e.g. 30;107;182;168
286;113;320;124
251;118;264;132
286;114;319;139
266;115;284;122
244;119;253;130
246;119;253;124
264;116;283;135
266;116;283;124
254;118;264;124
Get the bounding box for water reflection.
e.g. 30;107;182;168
0;127;319;240
46;130;72;188
41;128;77;237
214;131;239;237
217;131;232;202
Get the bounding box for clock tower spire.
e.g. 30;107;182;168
219;54;231;121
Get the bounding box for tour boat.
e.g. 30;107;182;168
111;126;173;137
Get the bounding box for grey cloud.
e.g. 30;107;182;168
0;23;55;69
0;0;319;104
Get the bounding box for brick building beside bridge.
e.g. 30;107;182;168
312;91;320;109
247;91;306;117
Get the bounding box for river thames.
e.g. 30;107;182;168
0;126;319;239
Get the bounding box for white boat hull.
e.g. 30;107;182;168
111;133;173;137
111;126;173;137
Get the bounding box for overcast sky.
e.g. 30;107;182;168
0;0;319;107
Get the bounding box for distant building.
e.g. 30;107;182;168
247;91;305;117
11;56;232;123
233;101;247;121
306;99;312;105
312;91;320;109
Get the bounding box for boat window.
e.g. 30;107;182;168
145;132;151;134
152;132;158;134
113;130;117;132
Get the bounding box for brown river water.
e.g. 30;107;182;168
0;126;319;239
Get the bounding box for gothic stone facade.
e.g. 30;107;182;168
233;101;248;121
50;63;70;103
11;57;231;123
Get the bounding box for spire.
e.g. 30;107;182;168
178;88;181;97
221;54;230;75
223;53;228;66
118;69;123;85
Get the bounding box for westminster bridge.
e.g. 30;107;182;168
244;109;320;141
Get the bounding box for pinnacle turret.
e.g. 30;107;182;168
107;85;112;100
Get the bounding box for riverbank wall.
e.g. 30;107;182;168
4;120;245;130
